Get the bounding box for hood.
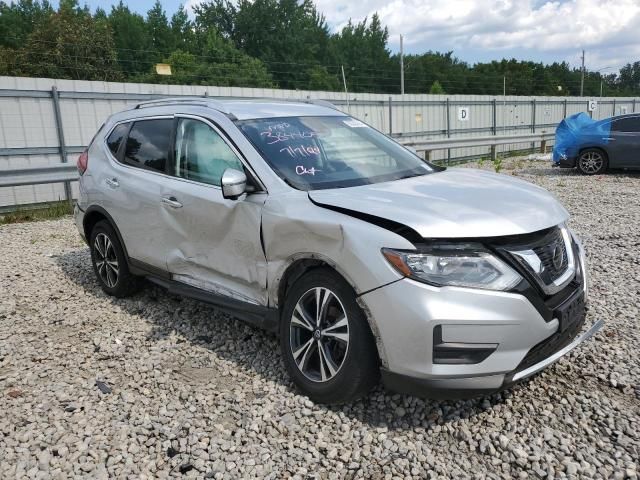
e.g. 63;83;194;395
308;168;569;239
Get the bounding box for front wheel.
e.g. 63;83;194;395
280;268;380;404
577;149;608;175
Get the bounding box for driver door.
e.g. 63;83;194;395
159;115;268;306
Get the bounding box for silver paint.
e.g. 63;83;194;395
74;98;599;396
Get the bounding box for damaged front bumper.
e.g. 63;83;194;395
358;243;602;399
380;318;603;399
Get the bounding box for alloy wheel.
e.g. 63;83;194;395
289;287;350;382
579;151;604;174
94;232;119;288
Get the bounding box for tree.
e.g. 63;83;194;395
139;31;273;88
108;1;150;76
0;0;54;50
146;0;173;62
331;14;394;92
171;5;196;54
429;80;445;94
225;0;335;89
15;0;121;80
306;65;340;91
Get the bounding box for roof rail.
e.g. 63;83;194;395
134;96;234;116
303;99;340;111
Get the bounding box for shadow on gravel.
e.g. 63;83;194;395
56;249;515;429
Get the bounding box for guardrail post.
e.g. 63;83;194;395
612;99;616;116
51;86;72;206
492;99;497;135
388;97;393;135
633;99;637;113
563;99;567;119
490;145;497;161
531;99;536;153
446;98;451;165
540;139;547;154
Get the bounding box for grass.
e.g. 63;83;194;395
0;201;73;225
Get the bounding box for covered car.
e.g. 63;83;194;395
552;112;640;174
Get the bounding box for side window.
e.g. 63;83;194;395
612;116;640;133
106;123;129;157
124;119;173;173
174;118;244;186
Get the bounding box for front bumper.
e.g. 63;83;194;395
359;238;601;399
380;319;603;399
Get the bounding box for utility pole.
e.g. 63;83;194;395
400;34;405;95
580;49;585;96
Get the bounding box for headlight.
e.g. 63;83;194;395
382;244;522;291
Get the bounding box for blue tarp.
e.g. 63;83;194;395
552;112;610;165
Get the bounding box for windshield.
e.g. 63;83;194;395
237;116;435;190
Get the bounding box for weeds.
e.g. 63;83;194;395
493;158;503;173
0;201;73;225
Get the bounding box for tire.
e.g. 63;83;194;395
280;268;380;403
577;148;608;175
89;220;142;297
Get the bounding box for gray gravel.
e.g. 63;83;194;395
1;160;639;479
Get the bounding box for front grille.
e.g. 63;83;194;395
495;226;575;296
532;227;569;284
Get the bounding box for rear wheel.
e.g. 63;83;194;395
577;149;608;175
280;268;379;403
89;220;142;297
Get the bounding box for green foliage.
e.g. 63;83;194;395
306;65;340;91
0;0;639;95
108;1;150;76
11;0;121;80
0;201;73;225
332;14;393;92
139;33;274;88
493;157;503;173
429;80;445;94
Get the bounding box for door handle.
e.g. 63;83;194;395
105;178;119;188
161;196;183;209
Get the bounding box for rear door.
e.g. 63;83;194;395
100;117;174;270
158;114;268;306
609;116;640;168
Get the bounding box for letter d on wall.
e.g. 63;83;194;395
458;107;469;121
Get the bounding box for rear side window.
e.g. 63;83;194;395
106;123;129;157
612;116;640;133
124;119;173;173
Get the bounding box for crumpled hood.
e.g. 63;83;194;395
308;168;569;239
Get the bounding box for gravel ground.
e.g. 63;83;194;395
0;160;638;479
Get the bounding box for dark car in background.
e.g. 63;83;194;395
553;113;640;175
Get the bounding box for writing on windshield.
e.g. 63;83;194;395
238;116;432;190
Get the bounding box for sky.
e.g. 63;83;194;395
55;0;640;72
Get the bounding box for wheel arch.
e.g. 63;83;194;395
578;145;609;161
83;206;130;263
275;256;388;367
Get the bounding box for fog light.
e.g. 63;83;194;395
433;325;498;365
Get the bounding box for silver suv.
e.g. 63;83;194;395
74;98;602;403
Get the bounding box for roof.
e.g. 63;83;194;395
132;97;345;120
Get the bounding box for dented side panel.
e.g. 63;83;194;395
262;190;415;341
159;177;269;306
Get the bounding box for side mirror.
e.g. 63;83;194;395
221;168;247;200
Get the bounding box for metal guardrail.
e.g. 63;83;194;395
0;164;78;188
0;132;554;193
404;132;554;150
